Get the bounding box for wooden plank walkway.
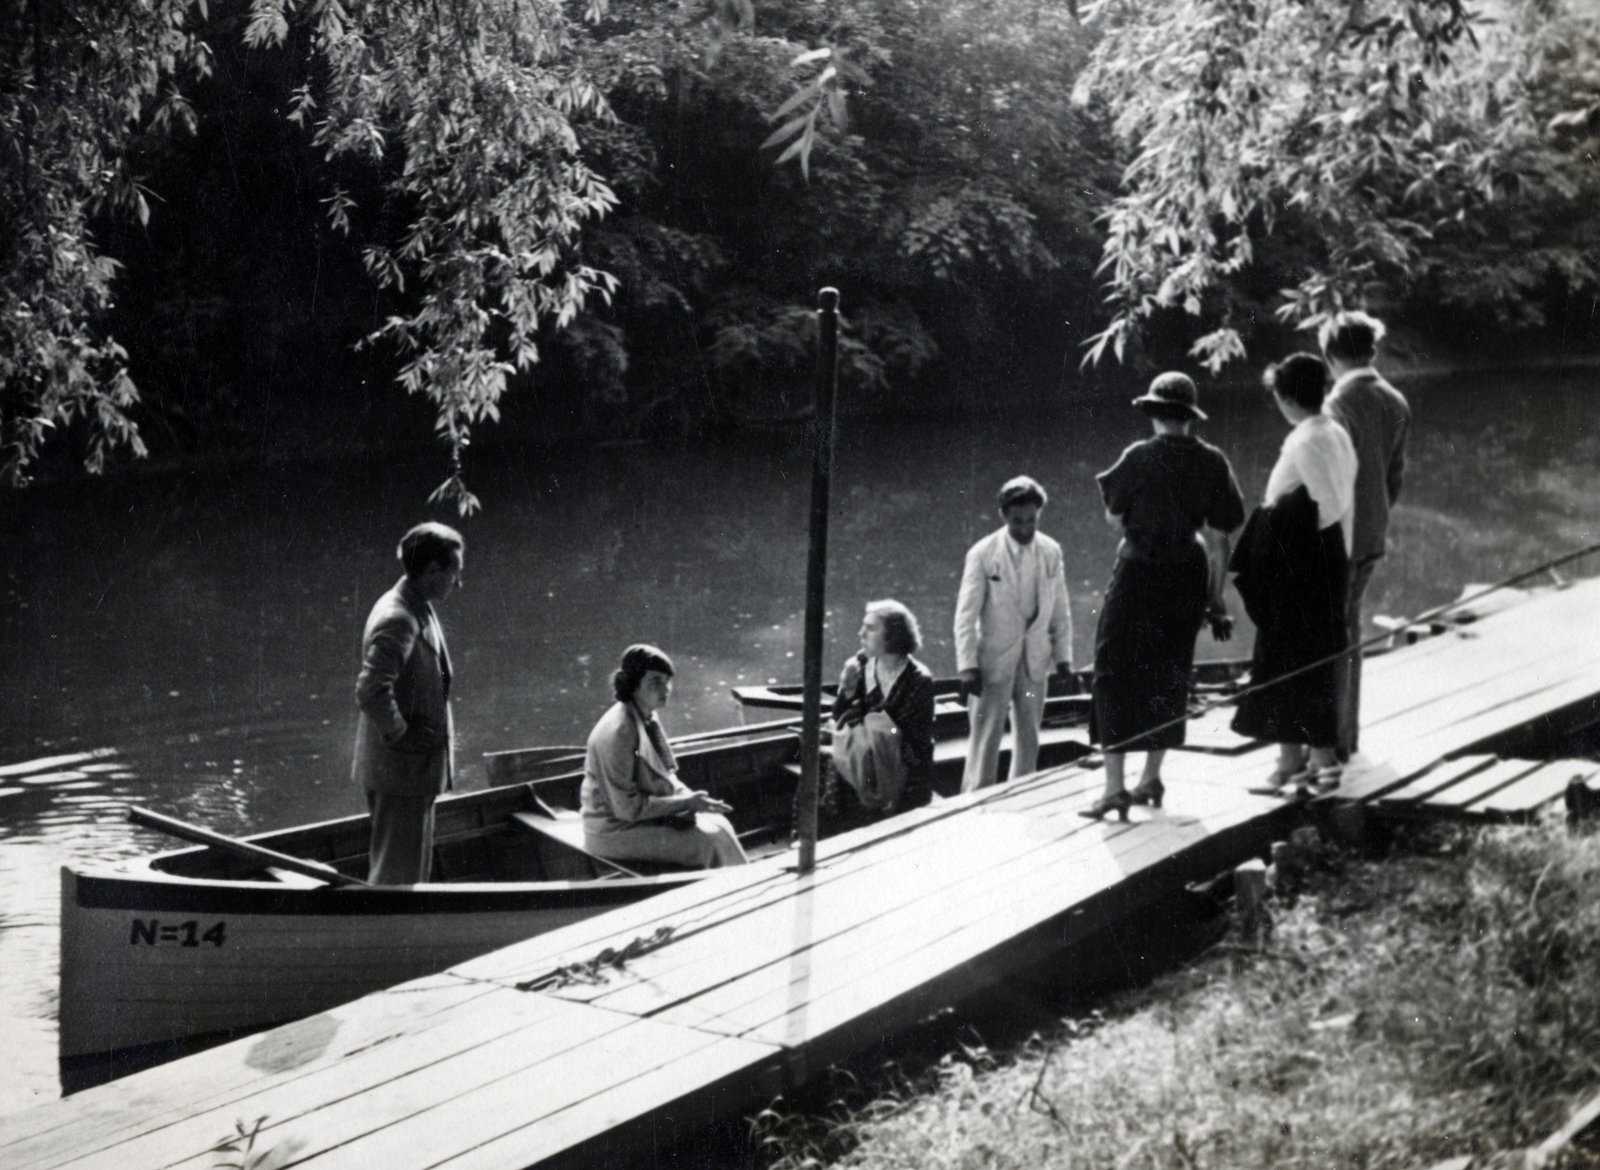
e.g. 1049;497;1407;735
1367;755;1596;820
6;576;1600;1170
1340;577;1600;809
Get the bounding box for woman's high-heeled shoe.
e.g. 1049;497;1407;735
1248;768;1302;796
1079;790;1132;822
1129;777;1165;809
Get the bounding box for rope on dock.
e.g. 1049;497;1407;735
514;925;677;993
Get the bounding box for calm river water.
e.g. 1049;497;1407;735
3;367;1598;1111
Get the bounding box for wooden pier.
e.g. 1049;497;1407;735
4;576;1599;1170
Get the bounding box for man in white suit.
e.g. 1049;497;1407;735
955;476;1075;792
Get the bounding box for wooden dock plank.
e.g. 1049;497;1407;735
594;794;1268;1041
574;812;1090;1017
1374;755;1493;804
1385;668;1600;782
1477;761;1599;817
560;779;1265;1026
119;996;637;1170
459;774;1114;992
1360;586;1600;740
1422;759;1545;809
1370;643;1600;759
649;815;1220;1043
162;1011;775;1170
0;977;510;1167
545;807;1074;1009
1171;705;1262;755
429;1031;777;1170
720;800;1283;1054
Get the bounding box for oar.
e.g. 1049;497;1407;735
128;807;372;888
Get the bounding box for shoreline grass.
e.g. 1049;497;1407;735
755;815;1600;1170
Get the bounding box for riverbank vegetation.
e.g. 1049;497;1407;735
751;815;1600;1170
3;0;1598;501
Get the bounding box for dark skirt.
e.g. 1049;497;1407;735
1090;544;1209;752
1231;521;1349;747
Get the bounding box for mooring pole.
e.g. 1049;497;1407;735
797;287;840;875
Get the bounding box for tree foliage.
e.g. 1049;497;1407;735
244;0;620;512
569;0;1110;426
1077;0;1599;372
3;0;1596;496
1;0;211;485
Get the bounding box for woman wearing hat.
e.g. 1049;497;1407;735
580;644;748;868
1082;373;1245;821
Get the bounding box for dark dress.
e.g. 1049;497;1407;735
1229;485;1350;746
1091;434;1245;752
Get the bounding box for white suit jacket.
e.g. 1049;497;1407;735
953;527;1073;683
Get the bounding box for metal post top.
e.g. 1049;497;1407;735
817;288;839;310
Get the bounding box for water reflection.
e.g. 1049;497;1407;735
2;366;1597;1111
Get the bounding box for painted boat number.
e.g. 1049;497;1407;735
129;919;227;948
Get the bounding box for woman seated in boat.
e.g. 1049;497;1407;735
1081;373;1246;822
580;644;748;869
826;599;936;819
1230;353;1357;797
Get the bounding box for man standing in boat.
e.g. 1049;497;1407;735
1321;311;1411;759
955;475;1075;791
352;522;464;884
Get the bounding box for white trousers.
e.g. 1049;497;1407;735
961;659;1047;792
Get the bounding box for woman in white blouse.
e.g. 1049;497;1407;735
1230;353;1358;796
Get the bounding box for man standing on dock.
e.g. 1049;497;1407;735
1322;311;1411;760
955;475;1075;792
352;522;465;884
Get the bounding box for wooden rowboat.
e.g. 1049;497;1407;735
62;720;939;1093
727;658;1250;725
59;779;714;1093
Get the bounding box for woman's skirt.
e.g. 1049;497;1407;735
831;710;907;812
1231;522;1349;747
1091;545;1209;752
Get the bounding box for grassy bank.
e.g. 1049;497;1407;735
758;816;1600;1170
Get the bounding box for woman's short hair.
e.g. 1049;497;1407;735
398;522;465;577
866;599;921;656
613;643;675;701
1264;353;1329;412
1319;311;1386;364
997;475;1048;512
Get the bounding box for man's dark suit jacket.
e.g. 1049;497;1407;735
351;576;454;797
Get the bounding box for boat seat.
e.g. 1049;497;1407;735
265;866;326;888
509;810;705;879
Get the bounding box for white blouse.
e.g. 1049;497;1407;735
1264;414;1358;553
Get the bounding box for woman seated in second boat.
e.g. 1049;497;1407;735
828;599;936;820
580;644;748;869
1082;372;1246;822
1230;353;1358;797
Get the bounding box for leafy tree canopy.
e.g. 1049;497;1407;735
2;0;1597;500
1075;0;1600;372
1;0;210;486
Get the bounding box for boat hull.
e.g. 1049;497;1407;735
59;861;696;1090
